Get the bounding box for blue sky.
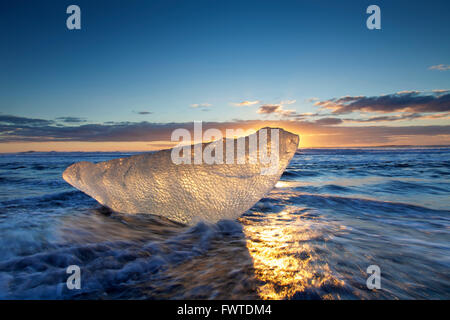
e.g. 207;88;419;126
0;0;449;150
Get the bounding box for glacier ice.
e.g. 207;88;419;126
62;127;299;225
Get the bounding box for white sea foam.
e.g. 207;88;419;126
62;127;299;224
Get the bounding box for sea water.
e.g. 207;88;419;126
0;148;448;299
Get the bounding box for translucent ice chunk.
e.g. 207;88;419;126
62;127;299;225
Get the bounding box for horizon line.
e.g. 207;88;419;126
1;144;450;154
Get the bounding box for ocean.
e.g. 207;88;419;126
0;148;449;299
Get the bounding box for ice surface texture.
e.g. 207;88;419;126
63;128;299;225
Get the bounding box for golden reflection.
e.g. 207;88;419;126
274;181;290;188
240;205;344;300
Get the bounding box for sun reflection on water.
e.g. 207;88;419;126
240;205;345;300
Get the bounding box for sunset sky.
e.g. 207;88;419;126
1;0;449;152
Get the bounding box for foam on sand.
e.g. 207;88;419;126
62;127;299;225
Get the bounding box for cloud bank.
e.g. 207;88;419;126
0;116;448;148
1;90;449;150
314;91;450;115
